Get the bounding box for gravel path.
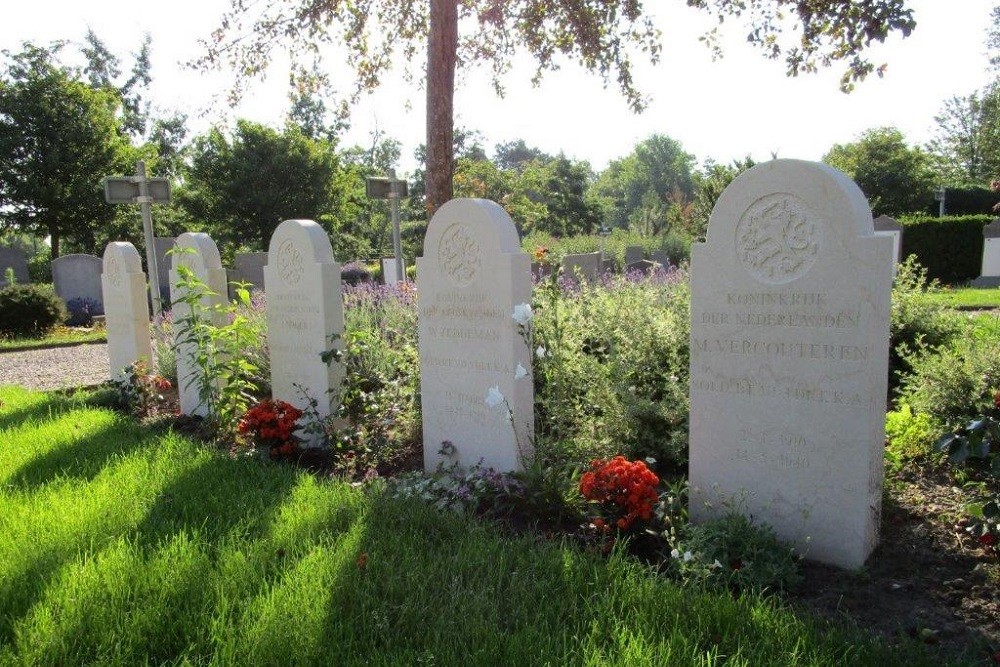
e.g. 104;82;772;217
0;343;110;391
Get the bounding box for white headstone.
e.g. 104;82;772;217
689;159;892;569
417;199;534;472
264;220;345;434
53;254;104;311
972;219;1000;287
872;215;903;268
169;232;228;416
381;257;406;284
101;242;152;379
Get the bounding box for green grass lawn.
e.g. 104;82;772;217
0;326;106;352
0;386;967;666
922;286;1000;309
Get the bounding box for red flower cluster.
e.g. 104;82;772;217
238;399;303;452
579;456;659;530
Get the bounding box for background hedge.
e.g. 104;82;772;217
898;214;993;284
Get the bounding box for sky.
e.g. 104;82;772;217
0;0;995;178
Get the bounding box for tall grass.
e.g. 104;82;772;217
0;386;967;665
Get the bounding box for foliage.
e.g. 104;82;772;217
897;320;1000;428
80;29;152;139
170;262;260;442
590;134;697;235
523;228;690;268
238;398;303;460
387;455;526;516
0;43;137;259
0;283;67;338
927;83;1000;187
151;311;177;383
888;256;964;387
531;267;691;470
668;512;802;593
111;358;172;419
579;456;659;530
885;404;938;463
180;120;344;251
823;126;935;216
689;157;756;240
898;215;992;284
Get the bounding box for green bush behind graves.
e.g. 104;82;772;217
898;214;992;284
0;283;67;338
523;229;691;268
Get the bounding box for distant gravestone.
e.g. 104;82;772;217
169;233;228;416
381;257;406;284
52;254;104;312
101;242;152;379
264;220;345;433
689;160;892;569
971;219;1000;287
873;215;903;268
625;246;644;265
626;259;658;276
650;249;671;267
230;252;268;300
0;247;29;287
417;199;533;472
562;252;601;283
601;258;616;274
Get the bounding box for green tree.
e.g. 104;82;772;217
520;156;602;236
0;43;136;259
928;87;1000;186
689;156;756;239
494;139;552;172
180;120;343;251
81;29;152;138
197;1;915;216
823;127;934;216
591;134;696;234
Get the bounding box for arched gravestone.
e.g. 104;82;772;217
169;232;228;416
101;242;152;379
417;199;534;473
264;220;345;432
53;254;104;311
688;160;893;569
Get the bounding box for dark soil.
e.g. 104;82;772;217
790;463;1000;663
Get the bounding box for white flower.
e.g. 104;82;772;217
670;548;680;559
710;559;722;569
535;346;546;359
514;363;528;380
683;551;694;562
512;303;533;326
485;385;505;408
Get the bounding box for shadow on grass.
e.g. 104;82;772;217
2;419;156;489
0;391;73;432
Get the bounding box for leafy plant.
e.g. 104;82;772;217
170;256;260;442
111;358;172;418
65;296;103;326
0;283;68;338
579;455;659;530
238;398;302;460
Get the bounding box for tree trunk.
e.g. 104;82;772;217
49;227;60;261
426;0;458;218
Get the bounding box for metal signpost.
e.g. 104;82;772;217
366;170;409;283
103;161;171;316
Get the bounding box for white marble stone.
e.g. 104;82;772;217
168;233;228;416
873;215;903;268
264;220;345;434
972;220;1000;286
688;159;893;570
417;199;534;472
53;254;104;310
101;242;152;379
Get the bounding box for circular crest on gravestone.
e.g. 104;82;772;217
105;256;122;288
735;193;821;284
277;238;304;286
438;223;481;287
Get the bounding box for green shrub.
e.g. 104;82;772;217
0;283;67;338
885;404;938;462
523;229;691;268
898;214;991;284
889;256;964;388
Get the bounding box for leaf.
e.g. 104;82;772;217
933;433;958;453
947;440;970;465
966;502;985;519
